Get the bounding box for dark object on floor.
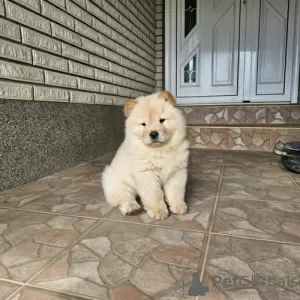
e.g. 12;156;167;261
282;156;300;174
275;141;300;174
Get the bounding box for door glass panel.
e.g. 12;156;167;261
185;0;197;37
184;55;196;83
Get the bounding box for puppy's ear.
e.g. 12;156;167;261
124;99;137;117
158;91;176;106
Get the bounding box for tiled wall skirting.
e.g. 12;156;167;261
188;127;300;152
180;105;300;125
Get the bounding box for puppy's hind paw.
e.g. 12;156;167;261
147;203;169;220
119;202;142;216
170;202;188;215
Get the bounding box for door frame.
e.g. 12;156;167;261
164;0;300;105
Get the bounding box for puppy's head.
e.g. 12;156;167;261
124;91;186;148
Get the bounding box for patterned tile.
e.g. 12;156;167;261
225;151;280;166
0;161;112;218
188;128;227;150
0;209;96;282
213;198;300;243
227;128;270;151
7;287;93;300
0;281;20;300
178;107;194;124
270;129;300;149
228;107;267;124
202;235;300;300
32;221;207;299
106;195;216;231
193;107;228;125
189;149;226;164
268;106;300;124
223;164;290;181
219;177;300;202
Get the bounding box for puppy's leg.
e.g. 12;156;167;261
137;174;168;220
102;166;141;215
164;169;188;215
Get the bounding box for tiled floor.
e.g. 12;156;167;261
0;150;300;300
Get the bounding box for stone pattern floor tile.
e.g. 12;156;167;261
202;235;300;300
219;177;300;202
188;128;227;150
0;281;20;300
213;198;300;243
32;221;207;299
0;160;113;218
227;128;270;152
0;209;96;282
8;287;95;300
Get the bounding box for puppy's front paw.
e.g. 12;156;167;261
170;202;188;215
147;203;169;220
119;202;142;216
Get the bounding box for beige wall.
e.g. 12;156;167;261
0;0;157;105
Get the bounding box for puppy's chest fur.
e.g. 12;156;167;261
137;148;188;183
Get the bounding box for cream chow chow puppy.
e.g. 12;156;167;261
101;91;189;219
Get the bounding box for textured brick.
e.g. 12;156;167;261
33;50;68;72
94;69;113;82
70;90;94;103
51;23;81;46
75;20;98;41
104;48;121;64
69;61;94;78
17;0;40;12
67;0;92;25
78;78;101;92
113;95;126;105
0;19;20;41
90;55;109;70
45;71;77;88
41;1;74;29
0;81;32;100
34;86;69;102
101;82;117;94
106;15;122;33
118;86;132;97
62;43;89;63
6;1;51;33
113;74;127;87
95;93;113;104
0;0;4;15
21;28;61;54
0;40;32;63
111;31;127;46
0;60;44;83
82;38;104;56
47;0;66;9
72;0;86;9
98;32;117;50
86;1;106;22
109;62;125;76
92;18;112;37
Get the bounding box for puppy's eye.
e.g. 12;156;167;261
160;119;165;123
141;123;146;126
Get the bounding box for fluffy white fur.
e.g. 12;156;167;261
101;91;189;219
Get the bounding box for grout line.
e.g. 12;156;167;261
210;231;300;246
0;278;23;286
8;219;105;293
5;285;24;300
199;152;227;282
19;284;102;300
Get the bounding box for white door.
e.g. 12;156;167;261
176;0;242;98
166;0;300;104
244;0;297;102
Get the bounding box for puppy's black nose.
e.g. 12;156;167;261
150;131;159;139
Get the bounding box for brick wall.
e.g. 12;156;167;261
0;0;157;105
155;0;163;91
